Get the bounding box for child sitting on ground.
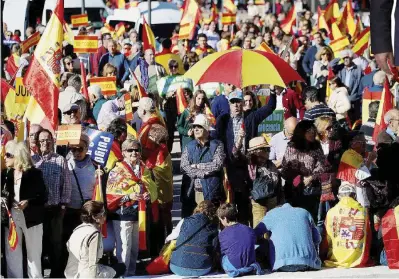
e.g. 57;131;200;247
217;203;264;277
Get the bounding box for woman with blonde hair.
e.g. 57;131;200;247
102;63;117;77
313;46;334;88
327;77;351;129
1;141;46;278
177;89;211;150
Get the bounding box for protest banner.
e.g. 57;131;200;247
74;35;98;53
71;14;89;28
90;76;117;96
157;76;194;97
86;129;114;167
21;32;40;53
125;94;133;121
15;77;31;104
257;110;284;135
56;125;82;145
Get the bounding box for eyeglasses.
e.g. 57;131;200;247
321;53;327;56
70;146;84;153
64;109;78;115
5;153;14;159
170;65;178;69
124;148;140;153
39;139;52;144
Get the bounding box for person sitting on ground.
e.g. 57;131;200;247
218;203;263;277
168;201;219;277
254;202;322;272
323;182;372;268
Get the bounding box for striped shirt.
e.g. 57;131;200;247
33;152;72;206
303;104;336;121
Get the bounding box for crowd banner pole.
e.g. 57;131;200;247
81;0;86;14
79;57;90;101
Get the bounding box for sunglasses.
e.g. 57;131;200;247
39;139;52;144
70;146;84;153
170;65;178;69
64;109;78;115
230;99;242;104
5;153;14;159
125;148;140;153
65;61;72;65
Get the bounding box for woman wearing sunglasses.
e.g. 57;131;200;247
1;141;46;278
106;138;158;276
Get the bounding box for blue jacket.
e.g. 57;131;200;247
330;59;363;102
302;45;318;75
255;203;322;271
187;139;223;201
211;94;230;119
359;70;378;96
171;213;219;270
98;52;130;83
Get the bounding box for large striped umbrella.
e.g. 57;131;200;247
184;49;304;88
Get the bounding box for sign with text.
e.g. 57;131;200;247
74;35;98;53
157;76;194;97
90;76;117;96
56;125;82;145
21;32;40;53
86;129;114;167
71;14;89;28
124;94;133;121
257;110;284;135
15;77;31;104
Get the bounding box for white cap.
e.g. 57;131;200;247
88;84;102;98
192;114;214;132
138;97;155;112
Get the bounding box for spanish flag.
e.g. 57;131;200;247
223;0;237;14
317;7;330;34
337;148;364;184
179;0;200;40
63;20;75;45
23;0;64;130
329;36;350;56
331;20;344;40
132;71;148;98
323;0;341;24
372;77;394;142
221;13;237;25
210;2;218;22
92;169;108;238
281;5;296;34
5;53;20;79
138;199;147;250
381;206;399;269
142;16;156;52
352;27;370;56
176;87;188;115
205;105;216;126
338;0;356;37
105;141;124;173
114;22;126;39
2;201;18;251
256;42;274;53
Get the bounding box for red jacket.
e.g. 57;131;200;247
282;88;306;120
91;46;108;76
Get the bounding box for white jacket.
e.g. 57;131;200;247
328;87;351;121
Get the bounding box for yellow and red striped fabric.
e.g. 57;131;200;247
23;0;64;130
92;174;108;238
323;0;341;23
5;53;20;79
71;14;88;28
223;0;237;14
325;67;335;100
104;141;124;173
280;5;296;34
329;36;350;56
338;0;356;37
8;218;18;251
179;0;200;40
317;7;330;34
21;32;40;53
142;17;156;51
176;87;188;115
223;167;233;203
73;35;98;53
381;206;399;269
372;77;394;142
337;149;363;184
90;77;117;96
138;199;147;250
352;27;370;57
256;42;274;53
205;105;216;125
221;13;236;25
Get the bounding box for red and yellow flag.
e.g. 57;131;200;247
221;13;237;25
352;27;370;56
21;32;40;54
23;0;64;130
323;0;341;23
71;14;89;28
176;87;188;115
138;199;147;250
329;36;350;55
325;67;335;99
256;42;274;53
223;0;237;13
92;169;108;238
114;22;126;39
142;17;156;52
63;20;75;45
90;76;117;97
179;0;201;40
132;71;148;98
205;105;216;126
337;148;364;184
74;35;98;53
381;206;399;269
361;87;382;124
1;201;18;251
317;7;330;34
5;53;20;79
373;77;394;142
105;141;124;172
223;167;233;203
210;2;218;22
331;20;344;40
280;5;296;34
338;0;356;37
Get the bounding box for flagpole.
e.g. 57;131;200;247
81;0;85;14
148;0;151;26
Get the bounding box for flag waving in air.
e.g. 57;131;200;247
142;16;156;52
1;200;18;251
24;0;64;130
280;5;297;34
179;0;201;40
372;77;394;142
176;87;189;115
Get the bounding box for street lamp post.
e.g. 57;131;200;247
81;0;85;14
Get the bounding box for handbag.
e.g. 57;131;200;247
251;166;278;202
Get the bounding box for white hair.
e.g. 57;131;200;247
5;141;34;171
384;108;399;125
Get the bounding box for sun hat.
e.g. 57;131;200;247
192;114;215;132
247;136;270;152
338;181;356;195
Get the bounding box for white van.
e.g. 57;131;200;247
42;0;112;30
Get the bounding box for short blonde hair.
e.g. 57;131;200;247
5;141;34;171
314;116;333;139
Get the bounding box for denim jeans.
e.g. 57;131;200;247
317;200;335;235
221;255;264;277
170;263;212;276
278;264;310;272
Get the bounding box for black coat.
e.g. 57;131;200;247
1;167;47;228
370;0;399;65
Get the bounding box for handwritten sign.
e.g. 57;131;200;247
56;125;82;145
71;14;89;28
124;94;133;121
15;77;31;104
257;110;284;135
21;32;40;53
90;76;117;96
86;129;114;167
157;76;194;97
74;35;98;53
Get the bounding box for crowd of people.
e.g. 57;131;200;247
1;0;399;278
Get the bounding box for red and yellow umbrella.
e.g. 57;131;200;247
184;49;303;88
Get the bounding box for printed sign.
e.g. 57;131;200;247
15;77;31;104
71;14;89;28
74;35;98;53
257;110;284;135
56;125;82;145
21;32;40;53
157;76;194;97
86;129;114;167
124;94;133;121
90;76;117;96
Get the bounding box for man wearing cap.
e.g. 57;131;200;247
324;182;372;268
214;89;276;223
330;50;363;122
62;103;81;125
181;114;226;216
